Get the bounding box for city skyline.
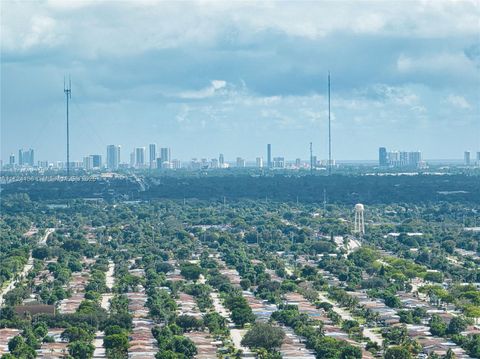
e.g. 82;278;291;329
2;1;480;163
5;142;480;170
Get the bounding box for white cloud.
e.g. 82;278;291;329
2;1;479;56
22;15;60;49
179;80;227;99
447;94;471;109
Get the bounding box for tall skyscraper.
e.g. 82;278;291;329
107;145;121;170
130;151;135;168
379;147;388;166
408;151;421;168
149;144;156;168
160;147;171;163
267;144;272;168
9;153;15;166
83;156;92;170
135;147;146;168
219;154;224;168
379;148;387;166
464;151;471;166
256;157;263;168
18;148;34;166
91;155;102;168
477;152;480;165
381;147;423;168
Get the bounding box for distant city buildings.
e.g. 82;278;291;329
134;147;146;168
18;148;35;166
159;147;171;168
273;157;285;168
83;155;102;170
464;150;480;166
464;151;471;166
267;144;272;168
379;147;388;167
219;154;225;168
378;147;424;168
236;157;246;168
149;144;156;169
106;145;121;170
4;143;480;172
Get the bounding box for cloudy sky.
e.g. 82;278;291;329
1;0;479;162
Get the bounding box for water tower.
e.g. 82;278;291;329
354;203;365;235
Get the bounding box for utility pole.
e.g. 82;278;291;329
64;77;72;177
328;72;332;176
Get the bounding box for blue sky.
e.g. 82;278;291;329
1;0;479;162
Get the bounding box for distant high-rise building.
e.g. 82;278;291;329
273;157;285;168
9;153;15;166
267;144;272;168
83;156;92;170
18;148;34;166
106;145;121;170
172;159;182;169
256;157;263;168
379;147;388;166
295;158;301;168
477;152;480;165
91;155;102;168
149;144;156;168
236;157;246;168
135;147;146;168
382;147;423;168
312;156;318;169
219;154;225;168
160;147;171;163
130;151;135;168
408;151;422;167
464;151;471;166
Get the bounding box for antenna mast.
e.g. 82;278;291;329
64;77;72;177
328;72;332;175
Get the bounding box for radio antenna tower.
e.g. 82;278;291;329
64;76;72;177
328;72;332;175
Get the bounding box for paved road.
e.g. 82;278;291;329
93;261;115;358
317;292;383;345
